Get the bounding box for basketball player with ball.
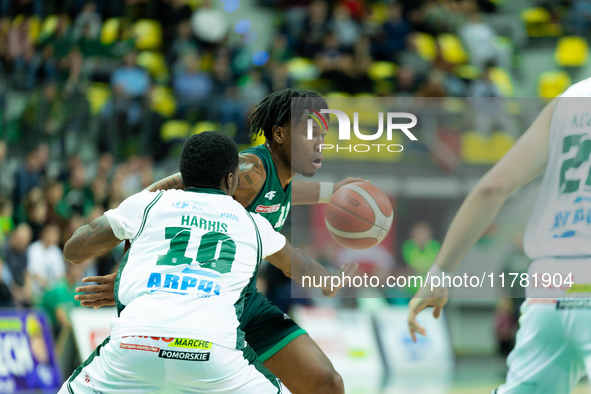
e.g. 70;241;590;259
74;89;385;394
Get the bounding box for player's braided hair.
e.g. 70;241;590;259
249;88;328;141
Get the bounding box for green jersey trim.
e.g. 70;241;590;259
132;191;164;244
114;250;130;316
233;212;262;349
185;187;226;196
68;336;111;388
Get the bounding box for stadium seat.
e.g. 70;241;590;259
490;132;516;161
437;34;469;64
325;92;350;98
368;61;397;81
537;71;571;98
160;120;190;142
286;57;320;81
192;121;221;135
28;16;41;43
489;67;514;97
521;7;563;37
150;86;176;118
555;36;589;67
101;18;129;45
137;51;169;82
132;19;163;50
454;64;481;80
87;83;111;115
414;32;437;62
461;131;490;164
369;2;388;25
40;15;61;38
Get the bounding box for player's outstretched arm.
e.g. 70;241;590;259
291;178;369;205
266;241;358;297
64;216;121;264
408;99;557;342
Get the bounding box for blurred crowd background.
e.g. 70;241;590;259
1;0;590;383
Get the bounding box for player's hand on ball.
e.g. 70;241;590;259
407;286;449;342
322;262;359;297
334;177;369;192
75;273;117;308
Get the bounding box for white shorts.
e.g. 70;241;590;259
496;299;591;394
58;335;290;393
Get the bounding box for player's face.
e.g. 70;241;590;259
289;114;326;178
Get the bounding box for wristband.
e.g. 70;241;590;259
318;182;334;203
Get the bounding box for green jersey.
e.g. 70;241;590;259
243;145;291;231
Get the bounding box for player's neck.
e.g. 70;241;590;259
266;143;292;189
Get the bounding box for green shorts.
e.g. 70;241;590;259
240;290;307;362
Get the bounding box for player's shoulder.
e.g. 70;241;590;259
561;77;591;97
237;153;267;191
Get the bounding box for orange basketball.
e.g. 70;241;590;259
325;182;393;249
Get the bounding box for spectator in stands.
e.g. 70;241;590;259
22;82;66;152
13;146;47;206
0;197;14;245
297;0;330;58
27;224;65;302
398;34;431;81
568;0;591;38
101;50;151;155
239;69;270;109
330;4;362;50
54;162;95;220
173;52;213;116
402;221;441;276
44;180;64;224
459;9;511;70
161;0;193;41
1;223;33;307
373;2;411;62
72;1;102;41
169;20;199;65
23;189;48;241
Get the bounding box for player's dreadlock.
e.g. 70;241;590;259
249;88;328;141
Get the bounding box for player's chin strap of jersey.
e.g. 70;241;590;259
318;182;334;203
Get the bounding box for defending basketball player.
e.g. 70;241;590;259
75;89;364;394
59;132;356;393
408;81;591;392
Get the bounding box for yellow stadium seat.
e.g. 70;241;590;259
133;19;163;50
489;67;514;96
286;57;320;81
414;32;437;62
161;120;190;142
325;92;350;98
12;14;24;27
28;16;40;43
437;34;469;64
368;61;397;81
461;132;490;164
521;7;551;24
192;121;221;135
186;0;203;10
369;3;388;25
40;15;61;37
137;51;169;81
101;18;128;45
555;36;589;67
490;132;516;161
537;71;571;99
454;64;481;80
87;83;111;115
150;86;176;118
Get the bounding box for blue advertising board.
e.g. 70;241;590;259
0;310;61;393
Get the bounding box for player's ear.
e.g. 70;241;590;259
272;125;285;145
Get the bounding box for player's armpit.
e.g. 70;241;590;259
144;172;184;191
64;216;121;265
233;153;266;208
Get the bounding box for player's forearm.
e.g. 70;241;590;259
434;180;509;272
64;216;122;264
144;172;184;192
291;180;333;205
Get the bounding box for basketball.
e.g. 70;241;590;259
325;182;394;249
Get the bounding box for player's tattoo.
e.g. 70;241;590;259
146;173;184;191
235;154;266;206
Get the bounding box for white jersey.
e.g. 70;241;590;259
104;188;286;350
524;77;591;259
